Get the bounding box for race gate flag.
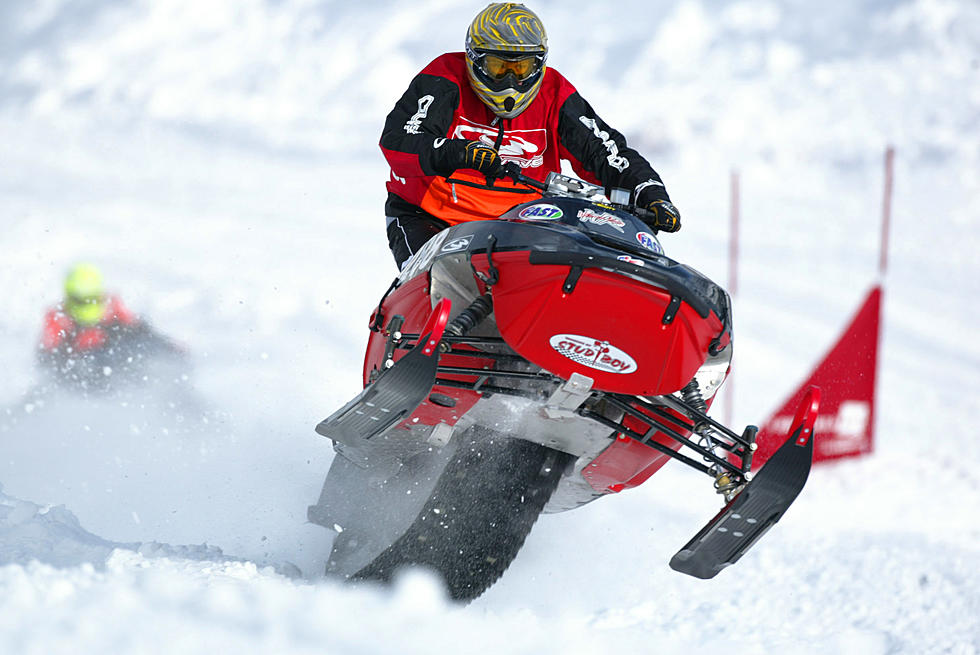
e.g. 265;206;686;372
752;285;882;467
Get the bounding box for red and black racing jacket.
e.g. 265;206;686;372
380;52;671;227
39;296;137;353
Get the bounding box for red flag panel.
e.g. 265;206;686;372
752;285;881;467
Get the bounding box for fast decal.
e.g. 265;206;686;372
398;230;449;283
577;208;626;232
617;255;645;266
579;117;629;172
636;231;663;254
453;117;547;169
441;236;473;253
518;204;563;220
403;95;434;135
549;334;638;374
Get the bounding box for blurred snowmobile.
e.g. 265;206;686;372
309;166;820;601
35;263;190;397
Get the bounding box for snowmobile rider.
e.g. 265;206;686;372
38;263;139;360
381;2;681;269
37;262;187;388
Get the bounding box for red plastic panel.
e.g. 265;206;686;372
399;347;491;428
583;436;672;493
585;399;693;491
480;251;722;396
400;385;482;428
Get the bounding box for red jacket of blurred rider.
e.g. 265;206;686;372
39;295;137;354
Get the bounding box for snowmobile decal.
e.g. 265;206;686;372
549;334;637;374
576;208;626;232
518;204;563;219
636;231;662;253
397;230;449;283
441;236;473;253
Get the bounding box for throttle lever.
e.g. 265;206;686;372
485;161;542;190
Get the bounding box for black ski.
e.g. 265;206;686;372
315;300;450;453
669;386;819;579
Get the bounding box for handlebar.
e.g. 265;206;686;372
488;162;662;232
495;162;547;191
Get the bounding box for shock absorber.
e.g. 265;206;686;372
440;295;493;352
683;379;739;498
683;378;722;458
681;379;707;415
681;378;712;443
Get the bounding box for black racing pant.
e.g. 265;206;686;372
384;193;450;270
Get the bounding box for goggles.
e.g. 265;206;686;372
68;292;103;305
473;51;545;83
65;294;107;325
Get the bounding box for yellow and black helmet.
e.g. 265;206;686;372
465;3;548;119
63;262;107;326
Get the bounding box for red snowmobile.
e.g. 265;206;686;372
309;166;819;601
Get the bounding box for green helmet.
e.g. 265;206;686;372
465;3;548;119
64;263;107;326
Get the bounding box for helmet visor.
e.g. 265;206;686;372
477;52;544;83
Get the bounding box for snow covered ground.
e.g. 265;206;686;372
1;0;978;652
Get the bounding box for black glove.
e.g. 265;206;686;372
636;185;681;233
431;139;502;178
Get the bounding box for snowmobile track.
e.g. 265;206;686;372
351;429;571;602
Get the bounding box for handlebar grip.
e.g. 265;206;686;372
501;161;523;179
633;206;661;234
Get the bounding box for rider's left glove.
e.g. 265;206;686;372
637;185;681;233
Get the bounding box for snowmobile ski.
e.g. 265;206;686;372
669;386;820;579
315;299;451;455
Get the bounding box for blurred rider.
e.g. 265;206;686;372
38;263;138;358
381;2;681;269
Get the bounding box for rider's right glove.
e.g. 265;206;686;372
431;139;503;178
636;184;682;233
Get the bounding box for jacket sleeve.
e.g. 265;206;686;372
557;91;671;203
380;73;461;178
39;309;71;350
105;295;137;326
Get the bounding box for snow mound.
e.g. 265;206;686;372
0;484;229;570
